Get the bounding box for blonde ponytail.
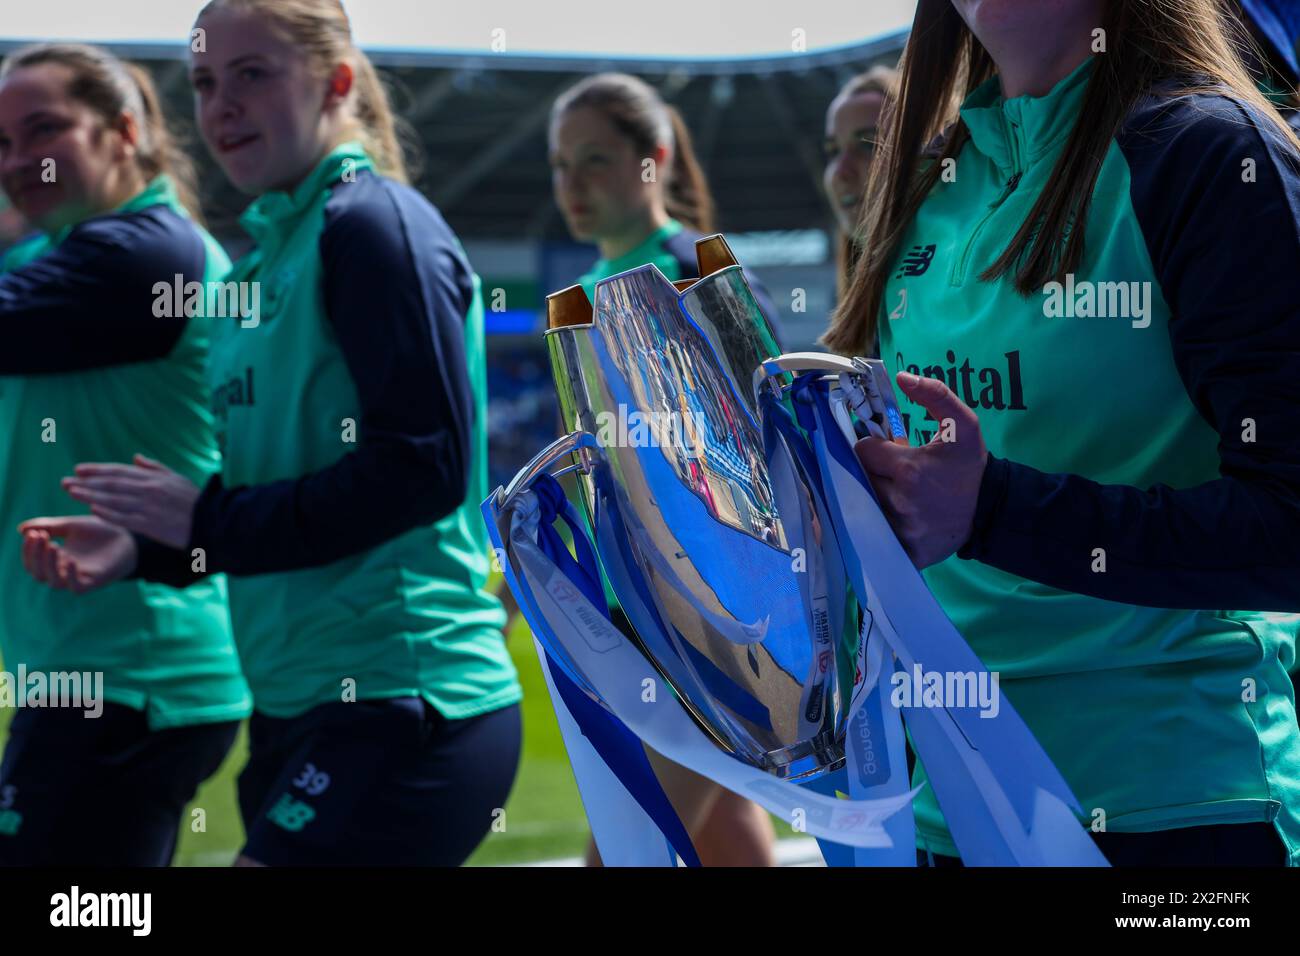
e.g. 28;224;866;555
348;51;407;182
122;62;205;219
662;104;714;234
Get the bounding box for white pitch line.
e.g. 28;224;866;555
516;837;825;867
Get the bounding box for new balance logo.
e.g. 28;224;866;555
895;244;937;277
266;793;317;832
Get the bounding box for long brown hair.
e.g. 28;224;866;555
823;0;1300;354
0;43;205;222
829;65;899;299
197;0;409;183
551;72;716;233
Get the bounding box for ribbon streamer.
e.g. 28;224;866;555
795;373;1107;867
495;480;914;851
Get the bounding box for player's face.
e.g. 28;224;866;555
951;0;1100;43
823;90;885;236
550;106;659;243
190;7;336;196
0;62;130;233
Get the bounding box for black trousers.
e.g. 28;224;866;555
238;698;521;866
0;704;238;866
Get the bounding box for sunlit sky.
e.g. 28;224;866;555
1;0;916;60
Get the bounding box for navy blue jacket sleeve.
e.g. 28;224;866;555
0;209;198;374
145;176;476;579
958;92;1300;611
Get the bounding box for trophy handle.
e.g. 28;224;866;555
752;352;908;445
495;430;600;511
751;351;874;399
483;429;605;701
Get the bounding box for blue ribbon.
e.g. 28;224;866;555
531;474;703;867
792;375;1106;866
763;382;917;866
760;386;827;507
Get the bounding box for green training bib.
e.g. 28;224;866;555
207;144;519;719
0;176;251;729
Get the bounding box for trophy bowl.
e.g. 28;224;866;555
540;236;855;780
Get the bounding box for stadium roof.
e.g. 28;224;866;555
1;1;912;240
2;1;914;66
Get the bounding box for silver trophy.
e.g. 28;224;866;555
492;236;892;780
485;235;1106;865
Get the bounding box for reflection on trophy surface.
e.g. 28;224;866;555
544;236;853;779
